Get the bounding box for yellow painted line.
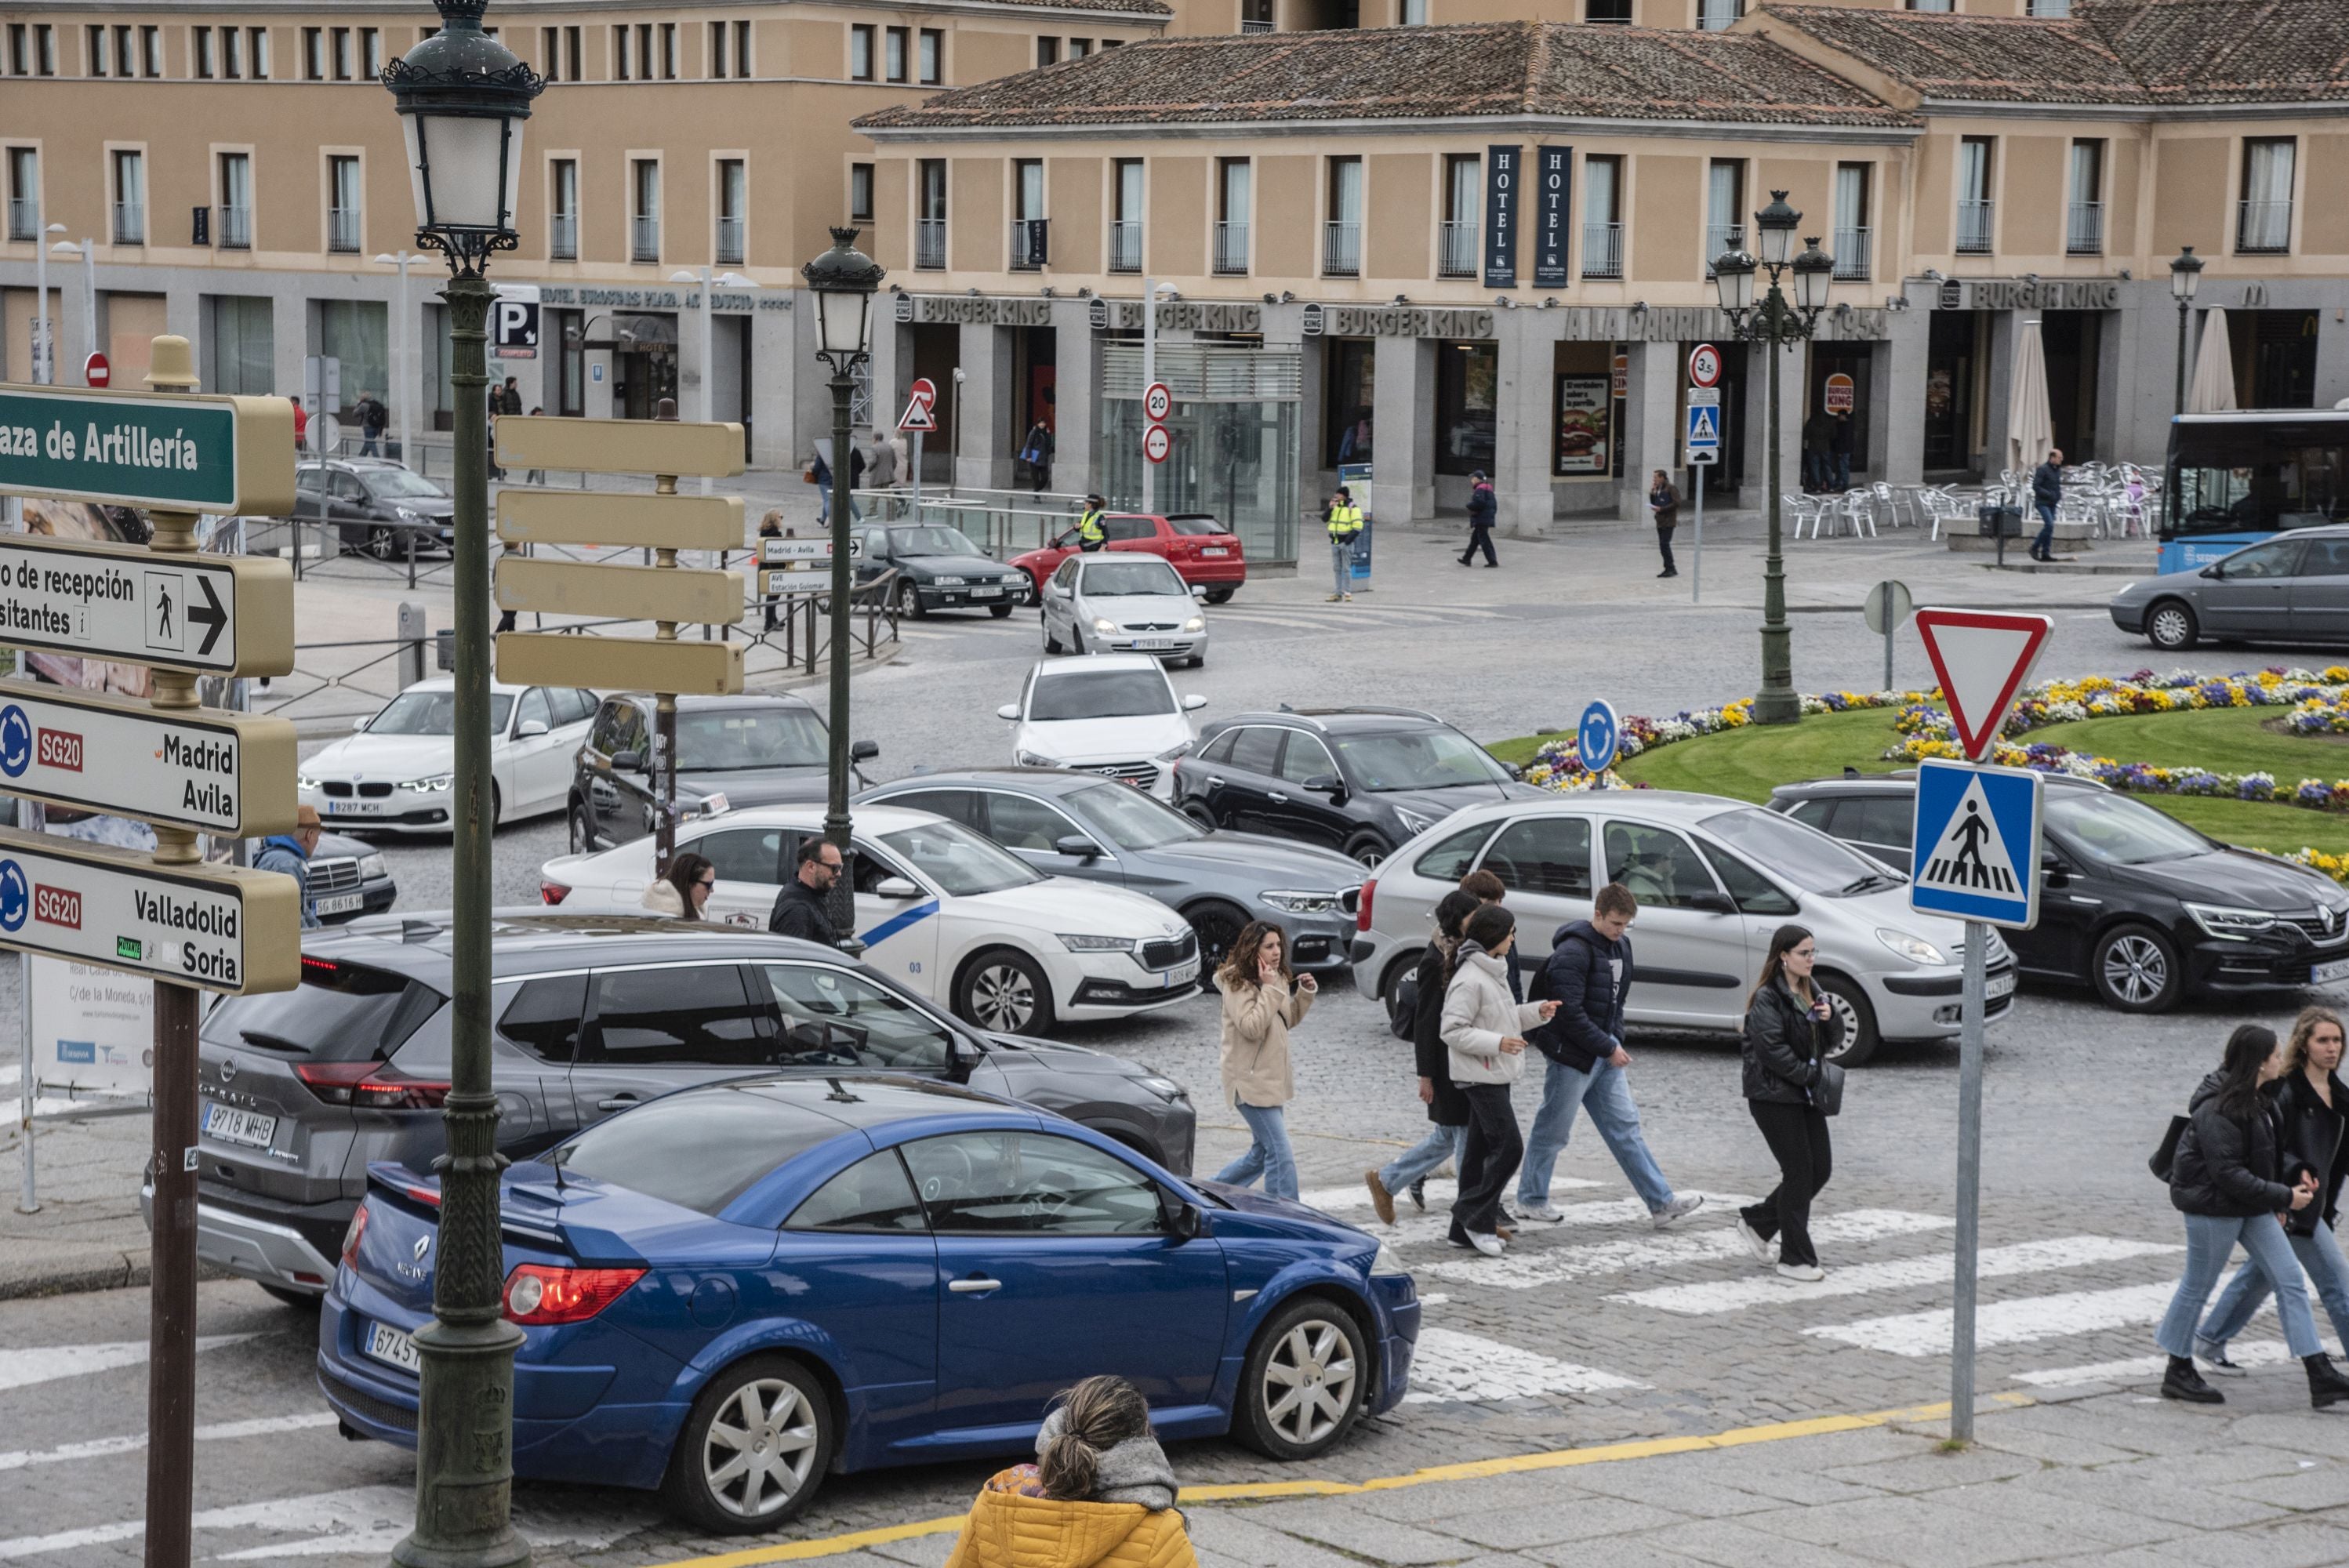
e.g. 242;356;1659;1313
643;1392;2034;1568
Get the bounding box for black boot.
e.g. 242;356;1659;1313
2306;1352;2349;1408
2162;1354;2224;1404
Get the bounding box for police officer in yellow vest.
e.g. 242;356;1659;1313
1076;495;1109;552
1325;487;1364;603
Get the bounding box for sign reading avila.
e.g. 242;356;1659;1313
0;384;296;515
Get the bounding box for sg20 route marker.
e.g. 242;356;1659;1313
0;681;296;836
0;825;298;993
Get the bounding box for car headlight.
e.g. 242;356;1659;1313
1015;750;1056;768
2187;902;2279;941
1370;1242;1410;1279
358;853;388;880
934;575;967;586
395;506;425;524
398;774;453;793
1264;890;1341;914
1394;807;1435;836
297;774;322;792
1875;927;1949;966
1156;739;1192;762
1059;934;1138;953
1183;615;1205;633
1092;617;1119;634
1137;1075;1189;1102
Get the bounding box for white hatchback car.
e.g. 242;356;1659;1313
1348;789;2015;1065
300;677;598;833
538;802;1204;1035
998;655;1207;799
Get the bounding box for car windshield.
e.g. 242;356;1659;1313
2049;789;2213;866
362;468;445;500
558;1083;845;1217
878;819;1045;896
1702;807;1898;895
1331;729;1510;791
1167;515;1227;537
1081;559;1188;597
368;690;513;735
676;706;828;770
1066;780;1204;851
889;526;984;558
1029;669;1176;722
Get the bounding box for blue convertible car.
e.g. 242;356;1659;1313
318;1076;1419;1532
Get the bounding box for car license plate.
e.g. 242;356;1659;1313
1164;960;1200;988
366;1321;422;1374
1201;546;1229;557
315;892;364;916
971;586;1003;598
1135;640;1173;652
201;1101;277;1149
1986;970;2017;1000
2316;957;2349;985
330;800;383;815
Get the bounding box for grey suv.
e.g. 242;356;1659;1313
150;914;1197;1303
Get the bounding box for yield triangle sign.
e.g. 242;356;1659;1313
1914;608;2053;760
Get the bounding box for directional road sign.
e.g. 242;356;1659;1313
0;383;296;514
1579;699;1621;774
0;681;296;836
0;825;299;993
761;537;862;565
497;490;743;552
1143;382;1173;423
496;632;743;695
1915;608;2053;760
1688;343;1723;389
493;415;746;480
495;557;742;624
1142;424;1171;465
1909;757;2044;929
0;535;292;677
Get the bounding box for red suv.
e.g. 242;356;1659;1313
1008;512;1246;603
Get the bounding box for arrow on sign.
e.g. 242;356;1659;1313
1914;608;2053;760
189;577;229;658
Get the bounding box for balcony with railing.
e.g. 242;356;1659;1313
1323;220;1360;278
1108;220;1141;273
5;198;34;242
2065;200;2103;255
1703;221;1744;274
1437;220;1476;278
1213;220;1247;275
1240;17;1273;31
1581;220;1622;279
1956;199;1994;254
2238;199;2293;255
550;212;578;260
328;207;360;253
1010;218;1047;270
1832;226;1870;280
715;214;743;265
113;201;144;245
630;213;659;263
217;205;251;249
915;216;946;269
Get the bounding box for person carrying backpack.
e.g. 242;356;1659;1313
1363;891;1479;1224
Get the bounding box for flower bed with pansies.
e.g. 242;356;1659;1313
1523;689;1922;791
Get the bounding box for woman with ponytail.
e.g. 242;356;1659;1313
943;1376;1198;1568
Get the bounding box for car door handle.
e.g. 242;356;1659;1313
1267;791;1290;804
596;1094;642;1112
1206;776;1225;789
948;1276;1004;1294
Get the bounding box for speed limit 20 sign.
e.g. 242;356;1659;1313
1688;343;1723;389
1143;382;1172;423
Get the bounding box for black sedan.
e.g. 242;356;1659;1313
571;692;877;852
851;523;1029;619
310;830;397;923
1770;773;2349;1011
294;459;456;560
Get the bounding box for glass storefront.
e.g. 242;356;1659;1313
1435;341;1496;475
199;293;274;396
1924;310;1984;475
2041;310;2102;460
1099;341;1300;564
2238;309;2321;408
317;299;388;420
1323;339;1374;466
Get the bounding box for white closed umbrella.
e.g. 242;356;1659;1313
2006;318;2053;474
2189;307;2239;412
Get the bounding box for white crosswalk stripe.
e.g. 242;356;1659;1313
2011;1334;2342;1388
1358;1189;1759;1253
1806;1280;2183;1357
1610;1235;2179;1316
1403;1327;1646;1402
1420;1208;1946;1290
1297;1175;1601;1216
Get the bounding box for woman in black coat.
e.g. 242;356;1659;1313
2154;1022;2349;1406
1736;924;1843;1282
1363;891;1480;1223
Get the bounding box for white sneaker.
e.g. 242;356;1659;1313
1650;1194;1705;1229
1736;1218;1774;1261
1467;1231;1505;1258
1516;1200;1567;1223
1776;1261;1826;1283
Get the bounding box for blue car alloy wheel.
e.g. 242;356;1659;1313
663;1356;837;1533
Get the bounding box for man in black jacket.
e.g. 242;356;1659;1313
2028;448;2064;562
769;837;846;946
1516;884;1703;1226
1458;470;1498;568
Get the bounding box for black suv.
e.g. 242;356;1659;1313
571;692;877;851
1171;706;1540;866
293;459;456;559
1770;773;2349;1012
144;915;1198;1303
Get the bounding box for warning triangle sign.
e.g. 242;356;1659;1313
1914;608;2053;760
898;396;937;433
1916;772;2023;898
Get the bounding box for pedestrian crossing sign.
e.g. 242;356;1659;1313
1685;404;1722;451
1909;758;2043;928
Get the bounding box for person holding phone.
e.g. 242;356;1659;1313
1213;920;1316;1200
1736;924;1842;1281
1441;903;1559;1258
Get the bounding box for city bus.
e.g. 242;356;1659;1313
2158;408;2349;573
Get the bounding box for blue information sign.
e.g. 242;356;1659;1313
1578;700;1621;775
1685;402;1722;452
1908;758;2043;929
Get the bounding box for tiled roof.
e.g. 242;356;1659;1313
2082;0;2349;106
854;21;1918;132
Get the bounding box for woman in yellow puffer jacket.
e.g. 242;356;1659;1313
943;1377;1198;1568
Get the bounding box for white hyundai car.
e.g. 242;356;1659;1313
998;655;1207;798
300;677;599;833
538;802;1203;1035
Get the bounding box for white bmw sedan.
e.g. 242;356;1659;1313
300;678;597;833
538;802;1204;1035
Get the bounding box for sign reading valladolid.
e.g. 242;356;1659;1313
0;826;299;993
0;681;297;834
0;535;292;676
0;384;297;515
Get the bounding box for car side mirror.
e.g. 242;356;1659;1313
1157;1186;1201;1242
1503;762;1525;781
851;739;880;762
874;877;921;900
516;719;549;739
2202;564;2224;579
997;703;1021;721
1689;891;1737;915
1055;834;1105;860
1182;694;1207;711
611;750;644;771
351;717;370;734
1192;584;1208;600
1301;773;1343;797
2041;851;2069;884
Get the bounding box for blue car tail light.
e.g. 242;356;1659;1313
503;1263;647;1326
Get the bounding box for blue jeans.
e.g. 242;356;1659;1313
1216;1097;1298;1200
819;480;862;527
2031;501;2057;558
2198;1219;2349;1351
1331;539;1352;596
2157;1210;2321;1359
1379;1123;1465;1196
1517;1054;1675;1211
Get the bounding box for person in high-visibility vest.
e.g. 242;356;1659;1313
1076;494;1109;552
1325;487;1365;602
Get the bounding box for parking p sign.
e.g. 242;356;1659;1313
495;299;540;359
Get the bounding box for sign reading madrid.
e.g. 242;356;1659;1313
0;682;296;835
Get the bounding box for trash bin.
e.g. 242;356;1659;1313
1977;505;2022;538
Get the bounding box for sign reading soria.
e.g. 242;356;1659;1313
0;385;297;514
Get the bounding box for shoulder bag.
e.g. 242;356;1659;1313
2150;1114;2190;1181
1813;1060;1846;1117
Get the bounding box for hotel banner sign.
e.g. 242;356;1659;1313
1483;146;1520;290
1533;147;1570;289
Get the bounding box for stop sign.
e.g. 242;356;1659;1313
84;351;110;388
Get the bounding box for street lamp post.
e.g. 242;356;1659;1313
2170;245;2204;418
381;2;541;1563
801;228;884;940
1711;192;1834;727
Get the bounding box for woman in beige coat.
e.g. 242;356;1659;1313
1213;920;1317;1200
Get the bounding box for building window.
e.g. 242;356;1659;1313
249;26;269;78
550;158;579;260
851;25;874;80
35;24;55;74
631;159;661;262
1110;158;1143;273
332;27;352;79
6;148;38;241
1705;158;1744;273
301;27;321;80
1435;342;1498;476
112;25;133;77
849;162;873;223
1011;158;1046;270
86;25;104;76
916;158;947;268
1955;136;1994;253
542;26;562;79
1438;153;1478;278
885;27;909;82
612;25;630;79
1586;0;1632;20
221;24;242;78
194;26;214;78
659;23;677;78
2029;0;2072;13
365;28;385;77
1242;0;1274;31
1832;163;1870;280
1698;0;1742;27
1400;0;1428;22
2239;137;2295;255
1582;154;1622;278
1214;158;1249;274
637;25;654;80
329;154;361;252
1907;0;1954;9
1037;36;1059;67
734;20;750;74
708;20;726;78
111;148;145;243
218;151;252;249
716;158;746;264
1325;156;1363;278
918;29;942;83
140;25;160;75
6;25;24;75
565;27;580;80
1069;38;1091;57
2066;139;2103;255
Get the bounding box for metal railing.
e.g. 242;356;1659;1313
112;200;144;245
1582;220;1623;279
5;198;34;242
630;213;659;263
1213;220;1247;275
915;217;946;269
715;214;744;265
1832;225;1871;280
1956;199;1994;254
1704;221;1744;274
1240;16;1273;31
1437;220;1476;278
1010;217;1047;270
550;212;578;260
328;207;360;253
2066;201;2103;254
1323;220;1360;278
2238;199;2293;255
219;205;251;249
1109;220;1141;272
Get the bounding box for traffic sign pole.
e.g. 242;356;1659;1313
1953;920;1987;1443
1692;462;1704;604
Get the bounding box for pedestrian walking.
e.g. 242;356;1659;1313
866;428;899;492
768;837;844;946
940;1375;1196;1568
499;376;524;416
1646;470;1680;579
289;395;309;453
1443;902;1559;1257
1021;419;1055;493
1325;487;1363;601
1735;924;1839;1281
814;441;865;528
641;851;716;920
1516;883;1704;1227
353;390;387;457
1363;890;1479;1224
1213;920;1316;1200
1830;412;1855;492
2028;448;2064;562
884;426;910;489
2154;1022;2349;1407
1458;868;1523;1001
2194;1007;2349;1378
1458;470;1498;568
